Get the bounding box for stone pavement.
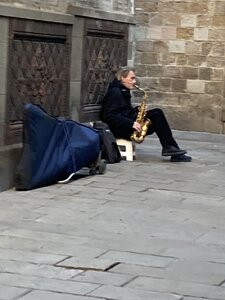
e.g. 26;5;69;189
1;130;225;300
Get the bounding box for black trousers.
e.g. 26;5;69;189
146;108;179;149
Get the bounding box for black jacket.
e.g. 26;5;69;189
101;79;137;140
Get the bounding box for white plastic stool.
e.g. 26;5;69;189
116;139;136;161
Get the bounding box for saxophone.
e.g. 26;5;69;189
130;84;152;144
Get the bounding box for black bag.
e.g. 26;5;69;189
93;122;121;163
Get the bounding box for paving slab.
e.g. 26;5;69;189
0;130;225;299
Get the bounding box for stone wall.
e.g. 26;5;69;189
134;0;225;133
0;0;133;14
0;0;135;191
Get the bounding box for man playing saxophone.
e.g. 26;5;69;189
101;66;192;162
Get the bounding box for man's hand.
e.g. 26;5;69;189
132;121;141;132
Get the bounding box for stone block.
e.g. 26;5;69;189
73;270;132;286
160;52;177;64
90;285;182;300
194;28;208;41
158;1;207;14
187;80;205;93
16;290;99;300
211;43;225;56
161;27;176;40
149;13;163;26
207;56;225;68
146;26;162;40
202;42;212;55
214;1;225;15
72;17;84;38
176;54;187;65
0;17;8;39
177;27;194;40
146;65;163;77
187;55;205;67
212;16;225;27
181;15;197;27
163;66;182;78
153;40;168;53
158;78;172;91
186;41;202;55
0;66;7;94
136;12;150;26
197;15;211;27
0;285;28;299
99;249;175;268
169;41;185;53
126;276;225;299
136;41;154;52
135;1;158;12
135;25;146;40
188;2;208;14
0;42;8;68
162;13;180;26
0;272;100;295
0;145;21;192
211;68;224;81
134;65;147;77
199;67;211;80
171;79;186;92
70;37;83;81
209;29;225;41
140;52;158;64
205;81;224;96
181;66;198;79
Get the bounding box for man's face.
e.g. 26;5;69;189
121;71;136;90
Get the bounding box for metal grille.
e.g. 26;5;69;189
81;19;128;121
6;19;71;143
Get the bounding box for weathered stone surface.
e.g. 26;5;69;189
187;55;206;67
181;67;198;79
214;1;225;14
134;0;225;134
181;14;197;27
187;80;205;93
140;52;158;64
169;40;185;53
171;79;186;92
136;41;154;52
163;66;182;78
209;29;225;41
205;81;224;96
0;0;133;14
194;28;209;41
1;0;225;137
135;1;158;12
199;67;211;80
213;16;225;27
177;27;194;40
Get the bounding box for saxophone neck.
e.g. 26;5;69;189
133;84;147;98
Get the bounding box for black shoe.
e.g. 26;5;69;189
162;146;187;157
170;154;192;162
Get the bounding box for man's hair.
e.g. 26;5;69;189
115;66;135;81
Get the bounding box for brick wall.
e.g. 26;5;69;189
134;0;225;133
